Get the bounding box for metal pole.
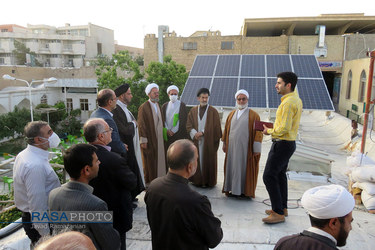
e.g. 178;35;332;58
28;81;33;122
361;50;375;154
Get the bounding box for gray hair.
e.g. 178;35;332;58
83;118;106;143
24;121;48;145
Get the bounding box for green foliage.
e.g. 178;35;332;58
0;190;22;229
94;50;147;118
146;55;189;106
0;207;22;229
135;55;144;66
0;107;41;140
95;50;144;90
12;40;42;66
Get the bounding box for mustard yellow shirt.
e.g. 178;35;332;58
267;91;302;141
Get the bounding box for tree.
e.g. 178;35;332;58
145;55;189;106
95;50;144;90
12;40;42;66
95;50;146;117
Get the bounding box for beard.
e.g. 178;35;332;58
336;224;349;247
150;98;159;102
200;102;208;106
237;103;248;110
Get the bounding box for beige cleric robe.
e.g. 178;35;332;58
186;105;222;187
138;100;166;184
222;108;263;198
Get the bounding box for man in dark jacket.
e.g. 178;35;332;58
275;184;354;250
145;139;223;250
84;118;137;250
112;84;145;203
90;89;127;156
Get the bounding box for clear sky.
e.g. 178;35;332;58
2;0;374;48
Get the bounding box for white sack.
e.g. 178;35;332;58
352;181;375;195
351;166;375;183
361;189;375;210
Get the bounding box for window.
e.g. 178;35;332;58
66;98;73;112
183;42;197;50
40;94;47;104
346;70;352;99
221;41;234;50
358;70;366;102
1;29;8;32
80;99;89;111
97;43;102;55
0;58;4;64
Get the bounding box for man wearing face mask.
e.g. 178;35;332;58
161;85;188;153
222;90;263;198
186;88;222;187
13;121;61;245
138;83;166;185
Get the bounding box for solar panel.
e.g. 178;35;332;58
215;55;241;76
241;55;265;77
267;78;281;108
190;55;218;76
266;55;292;77
297;79;333;110
209;78;238;107
180;78;212;106
239;78;267;108
292;55;322;78
181;54;334;111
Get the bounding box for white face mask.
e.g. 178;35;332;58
39;132;61;148
169;94;178;103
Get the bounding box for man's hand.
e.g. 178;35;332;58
167;130;174;137
222;142;227;153
124;144;129;151
253;152;260;156
262;125;270;135
141;143;147;149
194;132;204;140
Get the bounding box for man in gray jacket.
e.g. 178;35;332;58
49;144;120;250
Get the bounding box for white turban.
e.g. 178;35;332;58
301;184;355;219
167;85;179;94
145;83;159;95
235;89;249;99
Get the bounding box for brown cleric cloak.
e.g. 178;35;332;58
161;101;189;152
222;109;263;198
186;105;222;187
138;101;166;184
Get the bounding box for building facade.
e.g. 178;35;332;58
144;13;375;117
0;23;114;68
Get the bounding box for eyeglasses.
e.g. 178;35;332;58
101;127;113;134
237;97;247;101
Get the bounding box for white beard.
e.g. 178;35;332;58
237;103;248;110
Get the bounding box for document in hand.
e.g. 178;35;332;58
254;121;273;131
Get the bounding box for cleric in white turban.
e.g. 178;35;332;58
235;89;249;100
166;85;179;94
301;184;355;219
275;184;355;249
145;83;159;96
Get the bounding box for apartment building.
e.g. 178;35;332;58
0;23;114;68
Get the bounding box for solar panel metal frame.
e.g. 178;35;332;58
181;54;334;111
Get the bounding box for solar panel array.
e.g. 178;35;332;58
180;54;334;110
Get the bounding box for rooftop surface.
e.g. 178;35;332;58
1;110;375;249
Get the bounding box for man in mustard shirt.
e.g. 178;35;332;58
262;72;303;224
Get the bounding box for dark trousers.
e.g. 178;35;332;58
120;233;127;250
22;212;41;245
263;140;296;215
